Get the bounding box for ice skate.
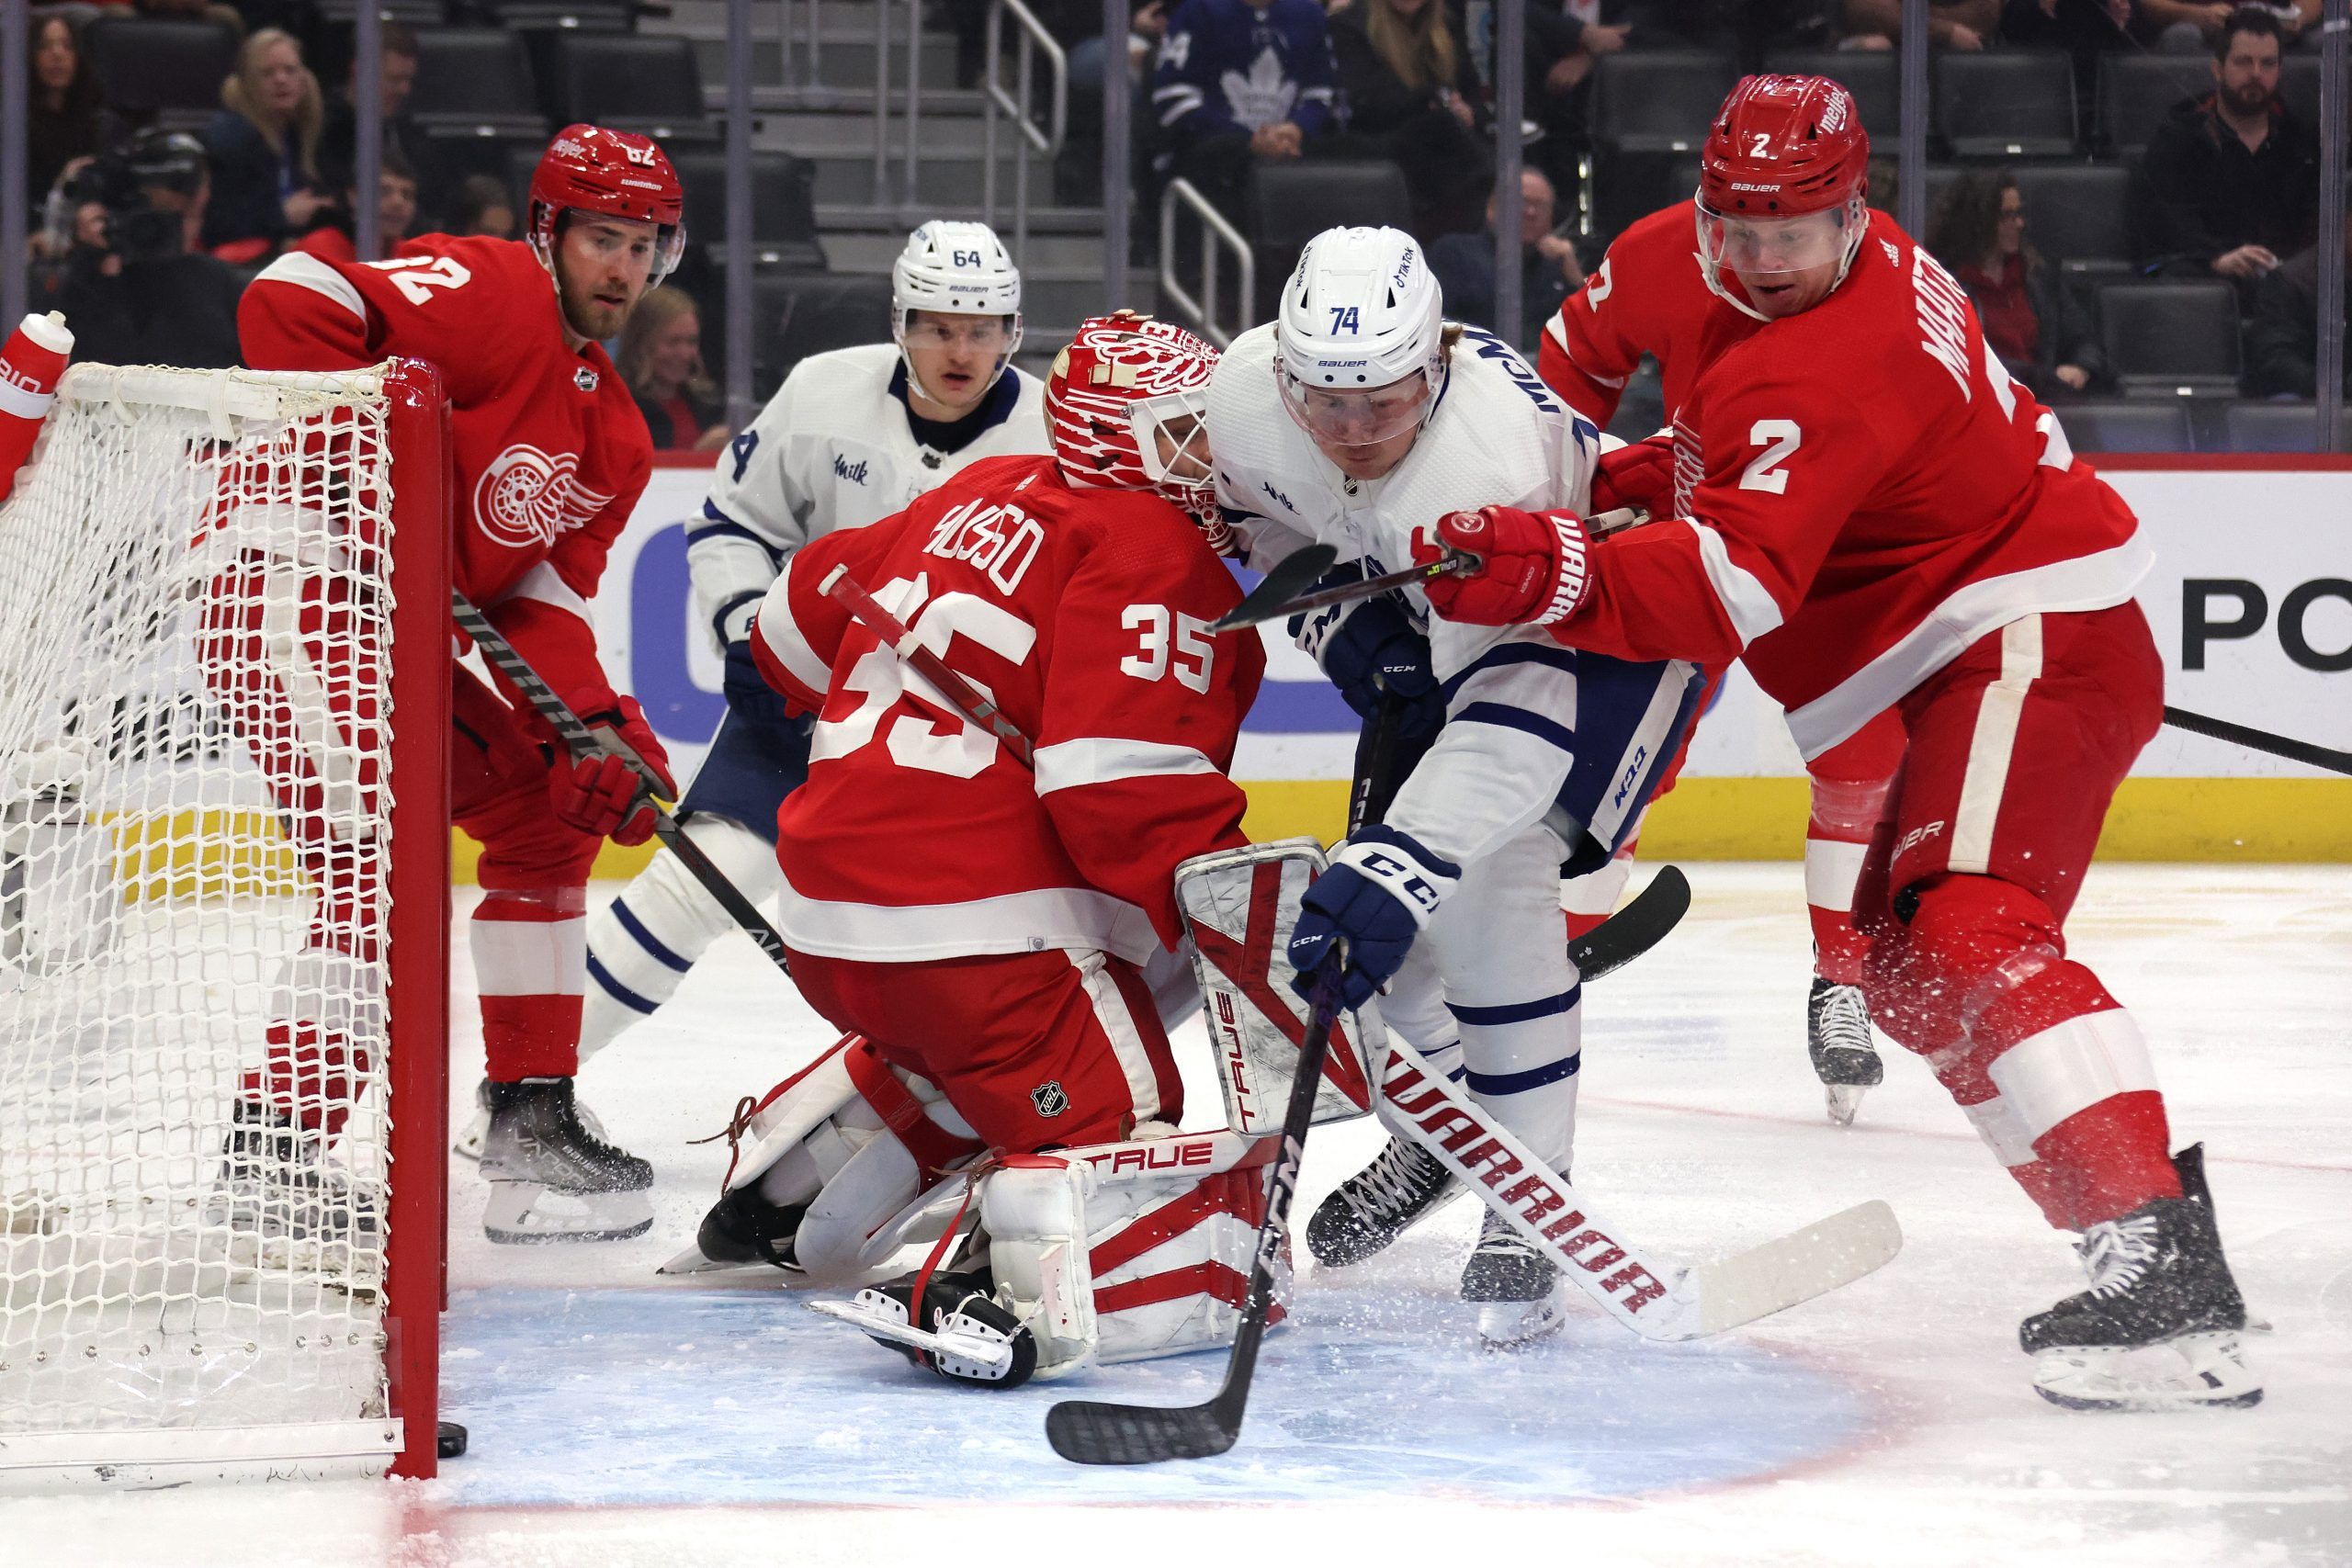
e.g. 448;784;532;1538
1306;1134;1458;1267
478;1076;654;1244
211;1102;382;1281
659;1181;808;1274
2019;1145;2261;1411
812;1269;1036;1388
454;1074;610;1162
1461;1209;1567;1348
1806;978;1883;1126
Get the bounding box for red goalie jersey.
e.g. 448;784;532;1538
238;234;652;675
751;452;1264;964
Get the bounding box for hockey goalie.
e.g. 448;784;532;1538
662;314;1296;1386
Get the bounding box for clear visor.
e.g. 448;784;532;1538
901;314;1015;352
1277;365;1435;449
1131;392;1214;489
1696;201;1850;280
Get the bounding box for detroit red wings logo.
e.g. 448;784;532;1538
472;444;614;549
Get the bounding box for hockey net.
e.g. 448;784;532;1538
0;359;449;1488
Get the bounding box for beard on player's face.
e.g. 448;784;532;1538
552;217;658;344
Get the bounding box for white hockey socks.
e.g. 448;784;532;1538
580;812;781;1062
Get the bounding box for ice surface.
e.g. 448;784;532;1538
4;863;2346;1566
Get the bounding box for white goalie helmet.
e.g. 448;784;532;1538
891;220;1024;400
1273;225;1447;450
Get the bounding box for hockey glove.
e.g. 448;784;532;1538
1287;827;1462;1010
550;697;677;846
1291;580;1446;739
1591;430;1676;518
724;637;800;732
1415;505;1591;628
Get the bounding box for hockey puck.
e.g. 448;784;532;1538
437;1420;469;1460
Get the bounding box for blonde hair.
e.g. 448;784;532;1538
616;287;714;401
1364;0;1458;96
221;28;322;184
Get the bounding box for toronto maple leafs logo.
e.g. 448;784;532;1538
1224;47;1299;129
472;444;615;550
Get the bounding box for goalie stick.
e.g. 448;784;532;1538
1209;507;1645;633
1044;699;1409;1465
1374;1035;1901;1340
450;590;798;979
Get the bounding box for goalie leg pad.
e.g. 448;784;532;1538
1177;838;1380;1134
981;1130;1286;1379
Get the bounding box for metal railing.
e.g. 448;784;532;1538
770;0;826;94
981;0;1068;265
1157;178;1253;348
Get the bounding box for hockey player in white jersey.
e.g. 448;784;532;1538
454;221;1051;1169
1211;227;1705;1343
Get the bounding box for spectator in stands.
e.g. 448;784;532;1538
1150;0;1340;220
1329;0;1486;239
1840;0;1996;48
50;130;243;371
2130;6;2317;283
201;28;332;261
2243;202;2352;398
619;288;730;452
291;147;421;264
2132;0;2253;51
28;16;108;215
319;23;422;195
447;175;517;239
1927;169;2108;400
1426;166;1586;352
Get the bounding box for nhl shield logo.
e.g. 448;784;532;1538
1030;1080;1069;1118
574;366;599;392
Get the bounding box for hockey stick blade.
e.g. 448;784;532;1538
1569;864;1690;982
1046;958;1347;1465
2163;705;2352;777
1207;543;1338;634
1683;1199;1903;1338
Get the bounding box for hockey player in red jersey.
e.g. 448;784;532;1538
1417;75;2259;1411
216;124;682;1244
1538;173;1907;1125
663;316;1281;1386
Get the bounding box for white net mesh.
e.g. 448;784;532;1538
0;364;412;1469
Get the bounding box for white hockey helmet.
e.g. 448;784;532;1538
891;220;1024;400
1273;225;1447;450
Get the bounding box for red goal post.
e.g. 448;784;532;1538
0;357;450;1486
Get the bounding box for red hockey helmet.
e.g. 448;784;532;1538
529;124;686;283
1046;311;1224;533
1694;75;1871;317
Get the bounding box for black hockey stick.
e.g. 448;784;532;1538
1209;508;1645;634
2164;705;2352;778
450;590;798;979
1044;956;1344;1464
1045;699;1404;1464
1571;863;1690;981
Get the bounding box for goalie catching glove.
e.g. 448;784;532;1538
1413;504;1592;629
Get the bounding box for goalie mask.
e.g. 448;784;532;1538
1045;311;1222;533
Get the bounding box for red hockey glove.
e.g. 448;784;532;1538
1592;431;1675;518
549;698;676;846
1414;505;1591;627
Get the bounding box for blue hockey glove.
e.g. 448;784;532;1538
1287;827;1462;1010
1291;581;1445;739
724;637;800;732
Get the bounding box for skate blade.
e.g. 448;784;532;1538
451;1109;489;1162
1824;1083;1868;1126
1476;1284;1569;1351
483;1179;654;1245
808;1294;1018;1375
2030;1331;2264;1412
